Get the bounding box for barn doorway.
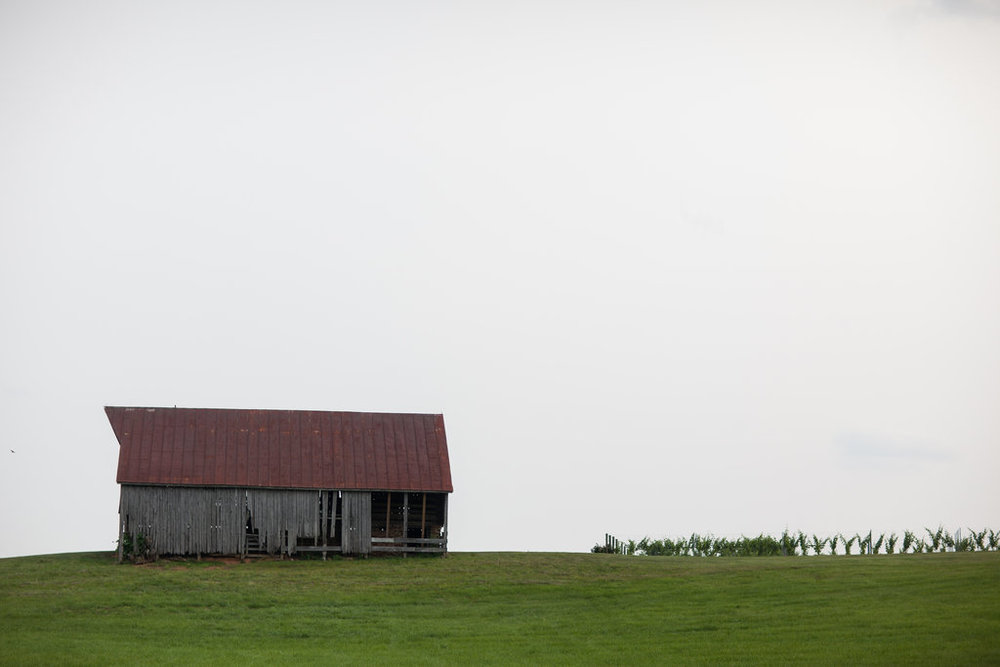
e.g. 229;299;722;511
370;491;448;553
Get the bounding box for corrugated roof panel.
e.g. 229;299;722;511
222;410;236;487
107;406;452;492
123;409;134;477
222;412;239;486
276;411;290;488
400;416;415;489
424;416;442;490
354;413;367;489
176;415;198;484
299;412;313;490
435;415;452;491
354;413;368;489
383;415;400;490
413;416;431;493
136;409;153;484
243;411;260;486
348;413;362;488
370;414;382;487
233;410;247;486
272;411;283;487
363;413;378;489
144;411;160;483
196;413;208;484
207;411;218;482
310;411;326;488
333;412;347;488
315;412;329;486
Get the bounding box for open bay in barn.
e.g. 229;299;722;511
1;551;997;664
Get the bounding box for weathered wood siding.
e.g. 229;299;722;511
120;485;245;556
121;485;324;557
120;485;442;558
246;488;321;555
341;491;372;555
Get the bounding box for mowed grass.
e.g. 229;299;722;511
1;551;997;664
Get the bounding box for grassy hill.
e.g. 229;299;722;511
1;551;997;664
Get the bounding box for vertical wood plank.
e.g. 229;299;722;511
117;487;124;563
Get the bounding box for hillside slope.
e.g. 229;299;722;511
2;551;998;664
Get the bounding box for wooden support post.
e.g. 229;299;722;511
240;496;245;562
321;491;328;561
402;492;409;557
333;492;339;549
320;491;326;545
442;495;449;556
421;494;427;539
386;491;391;537
117;516;124;564
402;492;409;537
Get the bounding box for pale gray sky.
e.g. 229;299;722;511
1;0;998;558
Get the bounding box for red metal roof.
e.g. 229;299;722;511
106;407;453;492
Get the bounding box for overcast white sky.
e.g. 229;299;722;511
1;0;998;558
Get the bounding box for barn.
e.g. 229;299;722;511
106;406;453;560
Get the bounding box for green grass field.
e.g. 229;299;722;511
1;551;997;664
